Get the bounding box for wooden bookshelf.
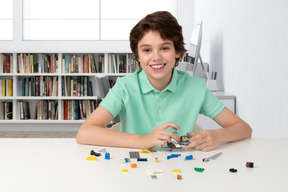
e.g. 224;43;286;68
0;52;135;127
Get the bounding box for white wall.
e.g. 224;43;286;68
194;0;288;138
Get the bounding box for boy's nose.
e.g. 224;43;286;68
152;50;162;61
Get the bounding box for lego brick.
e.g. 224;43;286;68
105;152;110;160
194;167;205;172
185;155;193;160
86;156;97;161
120;158;130;163
129;151;140;159
246;162;254;168
139;149;153;154
151;175;157;179
172;169;181;173
130;163;137;168
90;150;101;157
137;158;147;161
177;174;182;180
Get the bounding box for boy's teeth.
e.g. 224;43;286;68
151;64;164;69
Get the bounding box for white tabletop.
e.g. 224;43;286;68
0;138;287;192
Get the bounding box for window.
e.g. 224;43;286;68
0;0;13;40
23;0;100;40
100;0;177;40
22;0;177;40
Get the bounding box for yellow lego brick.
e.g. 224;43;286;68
139;149;153;154
122;169;128;173
172;169;181;173
86;156;97;161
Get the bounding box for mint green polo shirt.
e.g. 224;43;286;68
100;68;224;136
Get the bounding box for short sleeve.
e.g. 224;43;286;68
199;88;225;118
99;80;124;117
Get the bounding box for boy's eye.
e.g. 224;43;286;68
162;47;170;51
143;49;151;53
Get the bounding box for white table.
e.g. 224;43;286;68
0;138;287;192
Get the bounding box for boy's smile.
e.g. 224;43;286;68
137;30;180;91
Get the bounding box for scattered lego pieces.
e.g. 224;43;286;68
155;157;159;162
229;168;237;173
151;175;157;179
139;149;153;154
120;158;130;163
122;169;128;173
177;174;182;180
172;169;181;173
105;152;110;160
86;156;97;161
130;163;137;168
246;162;254;168
90;150;101;157
185;155;193;160
194;167;205;172
167;154;181;160
146;169;163;175
129;151;140;159
203;152;222;162
137;158;147;161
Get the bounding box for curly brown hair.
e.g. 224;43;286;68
130;11;187;64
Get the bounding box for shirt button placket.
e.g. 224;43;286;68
157;94;163;120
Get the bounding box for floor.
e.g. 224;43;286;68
0;131;77;138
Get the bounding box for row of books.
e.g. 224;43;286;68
0;101;13;120
18;76;58;97
0;79;13;96
61;99;102;120
62;76;93;97
5;99;101;120
62;54;104;73
108;53;138;73
0;54;13;73
34;100;58;120
19;100;58;120
17;53;58;73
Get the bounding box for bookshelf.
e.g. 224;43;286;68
0;52;135;131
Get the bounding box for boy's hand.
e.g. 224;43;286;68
141;122;180;150
184;130;221;152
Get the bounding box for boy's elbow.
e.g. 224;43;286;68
76;131;83;144
245;122;252;138
76;125;87;145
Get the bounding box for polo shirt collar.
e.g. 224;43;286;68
138;68;178;94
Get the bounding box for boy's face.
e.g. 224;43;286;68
137;30;180;89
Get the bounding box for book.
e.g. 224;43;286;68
88;81;93;96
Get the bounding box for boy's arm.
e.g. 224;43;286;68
213;107;252;143
76;106;144;148
76;106;181;149
184;107;252;151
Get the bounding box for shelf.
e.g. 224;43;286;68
0;120;85;124
0;52;133;128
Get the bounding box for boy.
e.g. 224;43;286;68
76;11;252;151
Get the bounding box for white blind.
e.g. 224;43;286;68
22;0;177;40
101;0;177;40
0;0;13;40
23;0;100;40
